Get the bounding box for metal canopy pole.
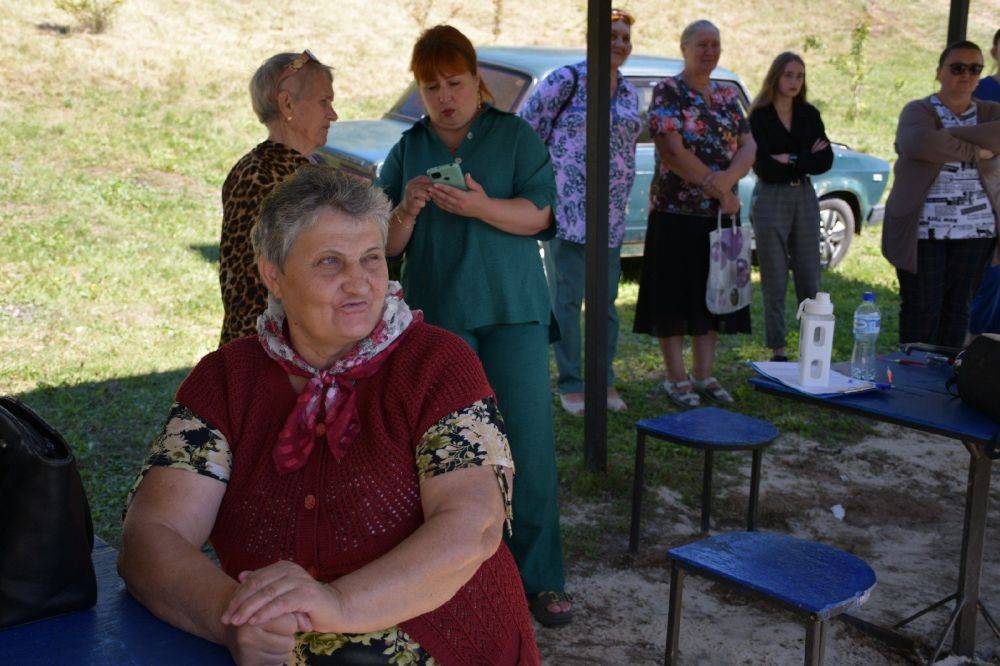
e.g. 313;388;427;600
946;0;969;44
583;0;611;471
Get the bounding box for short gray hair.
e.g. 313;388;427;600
249;52;334;125
252;166;391;269
680;19;719;49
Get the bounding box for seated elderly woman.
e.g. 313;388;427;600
119;166;540;666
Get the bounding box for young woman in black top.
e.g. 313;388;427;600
748;52;834;361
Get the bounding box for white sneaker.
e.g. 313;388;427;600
607;388;627;412
559;393;585;416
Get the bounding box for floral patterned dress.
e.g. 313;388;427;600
126;398;514;665
518;62;642;247
647;75;748;217
633;74;752;337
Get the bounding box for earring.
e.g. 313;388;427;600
477;90;483;109
286;116;292;121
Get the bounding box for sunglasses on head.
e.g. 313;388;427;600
947;62;984;75
274;49;317;98
611;8;635;25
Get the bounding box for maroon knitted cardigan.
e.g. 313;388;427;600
176;322;540;666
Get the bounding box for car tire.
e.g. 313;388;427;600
819;197;854;270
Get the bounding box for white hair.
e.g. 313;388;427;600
680;19;720;49
252;166;390;269
249;52;333;125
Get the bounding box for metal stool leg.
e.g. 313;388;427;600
665;562;685;665
804;616;827;666
700;449;714;534
629;431;647;554
748;448;763;531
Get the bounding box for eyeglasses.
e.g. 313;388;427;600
274;50;316;98
947;62;984;76
611;8;635;25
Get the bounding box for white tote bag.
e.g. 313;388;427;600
705;210;752;315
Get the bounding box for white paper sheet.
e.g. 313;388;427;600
750;361;876;397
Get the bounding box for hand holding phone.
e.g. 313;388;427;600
426;162;469;191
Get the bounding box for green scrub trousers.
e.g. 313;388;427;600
377;106;566;594
453;322;565;594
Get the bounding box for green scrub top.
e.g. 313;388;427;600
377;105;557;333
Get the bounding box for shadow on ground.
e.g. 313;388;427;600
189;243;219;264
14;368;193;547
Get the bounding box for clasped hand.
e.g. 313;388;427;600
220;560;345;665
701;171;741;216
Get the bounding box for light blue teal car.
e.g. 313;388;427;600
318;47;890;269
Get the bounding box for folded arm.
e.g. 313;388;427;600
119;467;235;644
895;100;986;164
120;467;305;664
798;111;834;175
223;464;511;634
949;121;1000;155
330;464;510;631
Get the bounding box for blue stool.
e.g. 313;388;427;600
665;531;877;665
629;407;779;553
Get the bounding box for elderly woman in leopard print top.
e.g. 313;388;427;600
219;50;338;346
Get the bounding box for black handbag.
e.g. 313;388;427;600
950;335;1000;422
947;335;1000;458
0;396;97;628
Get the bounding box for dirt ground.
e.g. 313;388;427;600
537;424;1000;665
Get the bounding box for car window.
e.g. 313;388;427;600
628;76;750;144
385;64;532;122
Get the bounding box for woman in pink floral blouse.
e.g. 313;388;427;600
633;19;756;407
519;8;642;416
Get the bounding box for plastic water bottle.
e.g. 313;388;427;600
851;292;881;380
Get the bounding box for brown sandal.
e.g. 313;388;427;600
528;591;575;627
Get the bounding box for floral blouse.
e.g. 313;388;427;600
647;75;749;217
125;398;514;665
519;62;642;247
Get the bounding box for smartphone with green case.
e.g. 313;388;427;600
426;162;469;191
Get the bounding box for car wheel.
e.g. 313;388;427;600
819;197;854;270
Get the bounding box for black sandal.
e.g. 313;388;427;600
528;591;575;627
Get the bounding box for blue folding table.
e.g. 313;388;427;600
0;539;232;665
750;351;999;661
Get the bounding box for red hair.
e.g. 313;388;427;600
410;25;495;104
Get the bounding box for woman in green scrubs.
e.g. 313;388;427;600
377;25;572;626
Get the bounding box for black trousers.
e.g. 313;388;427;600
897;237;994;348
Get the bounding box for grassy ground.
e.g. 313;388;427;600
2;0;998;546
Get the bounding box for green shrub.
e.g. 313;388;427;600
55;0;125;34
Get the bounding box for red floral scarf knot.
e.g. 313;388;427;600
257;282;420;474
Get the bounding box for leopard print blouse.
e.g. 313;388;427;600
219;140;308;346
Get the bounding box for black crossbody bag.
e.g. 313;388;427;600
0;396;97;628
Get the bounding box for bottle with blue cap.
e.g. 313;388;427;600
851;292;881;380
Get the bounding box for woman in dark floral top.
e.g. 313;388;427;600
633;19;756;407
